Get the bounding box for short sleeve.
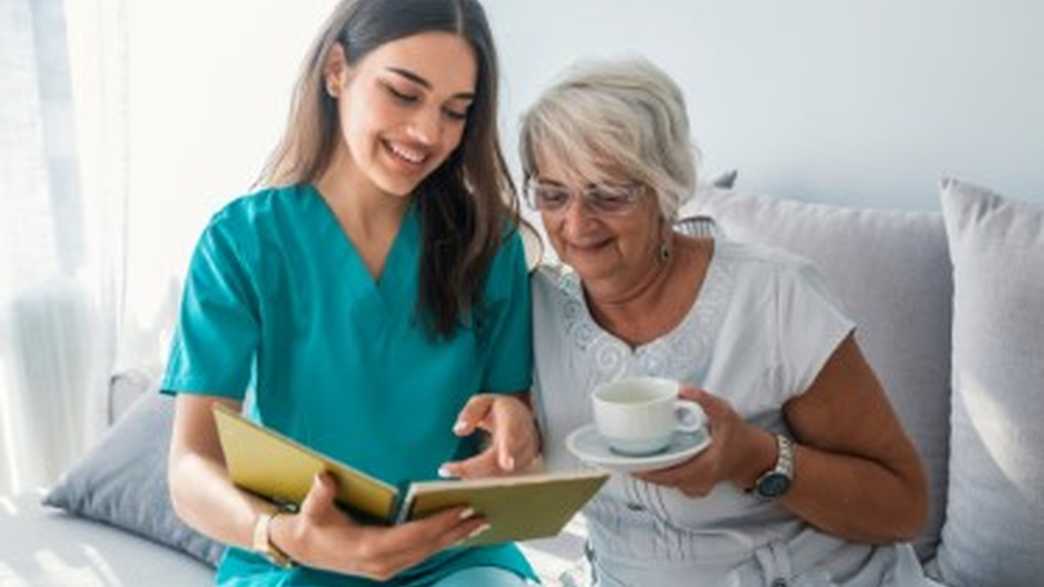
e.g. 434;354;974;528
775;260;856;400
160;219;260;399
478;230;533;394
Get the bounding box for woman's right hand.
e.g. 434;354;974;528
271;473;490;581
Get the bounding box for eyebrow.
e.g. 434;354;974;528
534;177;601;189
386;67;475;101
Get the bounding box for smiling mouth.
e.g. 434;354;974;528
383;140;429;167
569;238;611;253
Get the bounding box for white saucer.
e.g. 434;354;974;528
565;424;712;473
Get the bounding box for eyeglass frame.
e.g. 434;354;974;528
522;176;646;216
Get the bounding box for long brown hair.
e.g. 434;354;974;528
259;0;518;337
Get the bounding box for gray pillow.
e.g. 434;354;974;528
681;189;953;560
43;391;225;566
933;178;1044;586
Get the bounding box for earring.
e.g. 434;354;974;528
659;240;671;262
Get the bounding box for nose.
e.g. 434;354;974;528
407;107;443;145
560;195;597;238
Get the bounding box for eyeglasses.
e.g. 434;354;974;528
523;179;644;215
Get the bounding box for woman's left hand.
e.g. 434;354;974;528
637;387;774;497
438;393;540;479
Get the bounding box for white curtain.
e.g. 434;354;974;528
0;0;128;495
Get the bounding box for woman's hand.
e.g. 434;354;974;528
636;387;775;497
271;473;489;581
438;393;540;479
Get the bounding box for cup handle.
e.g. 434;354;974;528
674;400;706;433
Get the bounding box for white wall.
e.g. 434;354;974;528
127;1;1044;222
121;0;1044;301
123;1;330;344
486;0;1044;211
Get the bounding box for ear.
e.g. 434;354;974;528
323;42;351;98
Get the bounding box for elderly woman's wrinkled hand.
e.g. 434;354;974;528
636;387;772;497
438;394;541;479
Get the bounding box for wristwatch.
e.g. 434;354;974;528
752;434;795;499
252;509;294;568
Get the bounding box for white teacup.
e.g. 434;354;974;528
592;377;706;456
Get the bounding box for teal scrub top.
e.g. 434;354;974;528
161;184;536;586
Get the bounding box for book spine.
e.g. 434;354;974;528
393;493;414;525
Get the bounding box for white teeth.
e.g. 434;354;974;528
388;142;426;164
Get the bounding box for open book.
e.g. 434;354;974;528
212;404;608;546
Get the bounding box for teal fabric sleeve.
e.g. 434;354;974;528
161;217;259;399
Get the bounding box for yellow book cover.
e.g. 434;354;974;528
212;404;608;546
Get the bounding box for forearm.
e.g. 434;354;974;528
741;430;927;543
168;450;275;550
765;336;928;543
788;443;926;543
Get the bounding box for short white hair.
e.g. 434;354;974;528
519;57;700;220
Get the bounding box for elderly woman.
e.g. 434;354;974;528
521;58;941;586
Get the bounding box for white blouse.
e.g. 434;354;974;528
531;238;940;587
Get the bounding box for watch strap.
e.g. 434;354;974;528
753;434;795;498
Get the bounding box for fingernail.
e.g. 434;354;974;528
468;523;492;540
453;421;467;434
438;465;453;478
501;455;515;471
458;507;475;520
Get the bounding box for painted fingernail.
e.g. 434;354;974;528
458;507;475;520
469;522;492;538
438;465;453;478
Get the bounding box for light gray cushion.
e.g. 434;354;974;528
933;178;1044;586
682;189;953;559
1;490;214;585
43;391;225;567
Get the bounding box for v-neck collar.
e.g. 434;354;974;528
306;183;419;302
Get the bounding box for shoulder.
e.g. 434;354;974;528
532;262;574;294
715;240;847;331
201;185;318;268
531;262;583;314
714;238;823;287
207;184;310;235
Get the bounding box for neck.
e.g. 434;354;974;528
315;143;410;238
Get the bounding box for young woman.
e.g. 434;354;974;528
163;1;539;585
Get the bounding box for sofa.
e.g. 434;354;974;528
0;374;587;586
1;178;1040;586
679;178;1043;586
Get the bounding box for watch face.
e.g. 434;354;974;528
756;473;791;498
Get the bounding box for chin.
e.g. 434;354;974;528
372;172;424;198
375;160;446;197
565;255;615;281
381;182;420;198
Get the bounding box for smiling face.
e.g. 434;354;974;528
535;151;665;288
325;31;477;198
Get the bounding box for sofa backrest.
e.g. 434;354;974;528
682;189;953;560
